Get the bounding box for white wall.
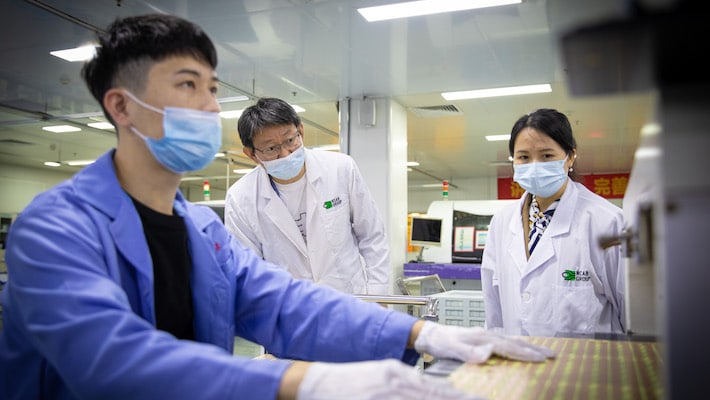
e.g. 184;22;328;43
343;98;409;295
408;176;500;212
0;163;74;214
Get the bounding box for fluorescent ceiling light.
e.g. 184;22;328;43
233;168;255;174
64;111;104;119
406;161;420;166
291;105;305;113
50;44;97;62
358;0;521;22
214;152;226;158
65;159;95;166
42;125;81;133
219;110;243;119
442;83;552;101
44;161;61;167
87;122;114;130
218;96;249;103
485;134;510;142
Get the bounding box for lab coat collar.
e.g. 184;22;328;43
72;149;191;220
506;196;528;273
71;150;196;321
303;148;325;228
507;178;577;275
302;148;322;184
73;152;151;275
72;150;130;219
525;180;577;271
543;178;577;237
255;164;309;257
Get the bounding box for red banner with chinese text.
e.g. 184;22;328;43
497;173;630;200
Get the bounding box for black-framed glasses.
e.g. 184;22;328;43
253;132;302;160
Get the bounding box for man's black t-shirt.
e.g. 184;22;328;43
133;198;195;340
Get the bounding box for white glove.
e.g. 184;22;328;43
414;322;556;364
297;359;483;400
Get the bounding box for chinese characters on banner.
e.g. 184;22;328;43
497;173;630;200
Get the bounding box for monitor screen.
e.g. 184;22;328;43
451;210;492;263
410;216;443;247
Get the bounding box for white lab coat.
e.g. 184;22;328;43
481;180;626;337
225;148;390;295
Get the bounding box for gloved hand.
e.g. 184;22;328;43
414;322;556;364
297;359;483;400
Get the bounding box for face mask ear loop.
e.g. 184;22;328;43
129;126;149;141
566;153;574;173
123;90;164;115
124;90;165;141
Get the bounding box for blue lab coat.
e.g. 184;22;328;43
0;150;419;400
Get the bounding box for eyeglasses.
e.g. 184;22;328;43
253;132;302;160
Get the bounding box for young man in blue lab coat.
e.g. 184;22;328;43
0;13;554;400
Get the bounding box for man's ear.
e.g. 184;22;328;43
103;89;131;127
298;122;305;140
243;146;260;165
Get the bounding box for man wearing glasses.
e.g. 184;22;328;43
225;97;390;295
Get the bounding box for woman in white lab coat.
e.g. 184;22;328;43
481;108;626;337
225;98;390;295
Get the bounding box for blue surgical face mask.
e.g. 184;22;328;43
259;145;305;181
124;90;222;174
513;156;569;198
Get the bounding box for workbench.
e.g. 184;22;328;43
446;335;662;400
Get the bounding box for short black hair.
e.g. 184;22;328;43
509;108;577;156
82;13;217;124
237;97;301;148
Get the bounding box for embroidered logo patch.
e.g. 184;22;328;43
562;269;590;281
323;196;342;209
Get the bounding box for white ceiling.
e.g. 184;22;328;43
0;0;658;194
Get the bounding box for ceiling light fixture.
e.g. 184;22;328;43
44;161;61;167
87;122;114;130
42;125;81;133
406;161;420;166
219;110;243;119
442;83;552;101
233;168;255;174
358;0;521;22
485;135;510;141
50;44;97;62
65;160;95;166
218;96;249;103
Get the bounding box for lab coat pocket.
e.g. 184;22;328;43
554;283;600;333
203;219;232;266
321;197;351;247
